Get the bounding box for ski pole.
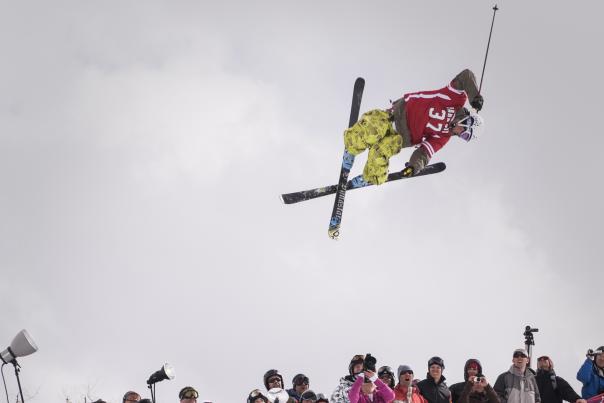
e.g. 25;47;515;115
479;4;499;93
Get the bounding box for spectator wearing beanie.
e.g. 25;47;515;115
450;359;483;403
577;346;604;399
417;356;451;403
536;356;586;403
332;354;366;403
494;348;540;403
393;365;426;403
348;369;396;403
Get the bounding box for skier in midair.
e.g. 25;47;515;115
344;69;484;185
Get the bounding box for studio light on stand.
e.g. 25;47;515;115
0;329;39;403
146;363;175;403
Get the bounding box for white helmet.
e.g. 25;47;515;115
457;111;484;142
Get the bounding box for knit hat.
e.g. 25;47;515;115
428;356;445;369
397;365;414;378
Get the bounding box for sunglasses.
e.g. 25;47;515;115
268;377;282;384
537;356;550;361
513;353;528;358
379;374;393;379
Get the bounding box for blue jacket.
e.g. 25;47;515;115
576;358;604;399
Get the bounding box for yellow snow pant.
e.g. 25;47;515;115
344;109;403;185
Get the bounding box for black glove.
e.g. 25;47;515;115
402;165;415;177
470;94;484;111
363;354;377;372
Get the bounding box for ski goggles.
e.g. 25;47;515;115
458;115;476;142
179;387;199;399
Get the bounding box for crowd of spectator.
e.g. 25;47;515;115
247;347;604;403
89;346;604;403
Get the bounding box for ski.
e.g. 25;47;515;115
328;77;365;240
280;162;446;205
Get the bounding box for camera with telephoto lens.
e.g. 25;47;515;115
364;353;377;372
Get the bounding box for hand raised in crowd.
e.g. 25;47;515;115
364;370;377;380
469;375;489;386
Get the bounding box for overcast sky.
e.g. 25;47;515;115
1;1;603;402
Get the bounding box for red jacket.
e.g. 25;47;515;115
393;384;428;403
403;84;467;158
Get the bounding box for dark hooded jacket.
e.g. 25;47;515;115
450;359;484;403
458;379;500;403
536;369;581;403
417;374;451;403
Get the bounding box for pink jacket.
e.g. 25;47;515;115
349;376;396;403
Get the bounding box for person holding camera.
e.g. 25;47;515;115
450;360;483;403
493;348;540;403
331;355;367;403
458;375;499;403
417;357;451;403
576;347;604;399
348;370;396;403
536;356;585;403
393;365;426;403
